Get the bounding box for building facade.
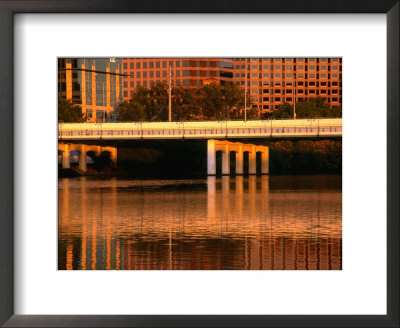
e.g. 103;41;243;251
121;57;342;114
232;58;342;111
58;58;124;122
121;58;234;101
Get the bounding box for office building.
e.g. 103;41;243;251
121;57;342;114
58;58;124;122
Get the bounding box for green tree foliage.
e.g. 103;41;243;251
58;98;85;122
269;140;342;174
116;82;251;122
267;97;342;119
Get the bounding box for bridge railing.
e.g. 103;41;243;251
58;118;342;140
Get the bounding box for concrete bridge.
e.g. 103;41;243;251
58;119;341;175
58;118;342;141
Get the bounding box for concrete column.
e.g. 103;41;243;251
236;145;243;175
249;145;256;174
222;144;230;175
81;64;86;117
116;69;120;102
66;59;72;100
62;144;70;169
106;67;111;109
262;147;269;174
92;65;97;122
207;139;216;175
79;145;87;172
110;147;117;167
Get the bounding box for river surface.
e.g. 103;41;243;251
58;175;342;270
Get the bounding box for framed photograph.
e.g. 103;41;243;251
0;1;398;327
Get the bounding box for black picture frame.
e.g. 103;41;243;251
0;1;398;327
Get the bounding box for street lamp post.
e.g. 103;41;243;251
244;58;247;122
293;78;296;120
168;64;172;122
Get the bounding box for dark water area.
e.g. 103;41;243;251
58;174;342;270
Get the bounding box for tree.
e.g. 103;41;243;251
271;98;342;119
116;99;146;121
172;86;202;120
58;98;85;122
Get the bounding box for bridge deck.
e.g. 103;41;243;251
58;118;342;140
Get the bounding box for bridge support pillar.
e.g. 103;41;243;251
236;146;243;175
79;145;87;172
207;139;216;175
261;147;269;175
249;145;256;174
62;144;70;169
222;144;230;175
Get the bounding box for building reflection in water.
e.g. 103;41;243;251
58;175;342;270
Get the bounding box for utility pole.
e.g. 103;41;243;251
168;64;172;122
293;78;296;120
244;58;247;122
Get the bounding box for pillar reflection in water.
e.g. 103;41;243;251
58;175;342;270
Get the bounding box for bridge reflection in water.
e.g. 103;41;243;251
58;175;342;270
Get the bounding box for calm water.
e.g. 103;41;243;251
58;175;342;270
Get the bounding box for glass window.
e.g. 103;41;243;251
298;65;304;70
332;74;339;78
130;81;134;87
252;73;258;77
275;65;281;70
163;61;167;68
143;62;147;69
156;71;160;77
274;73;281;78
286;73;292;78
156;62;160;68
252;81;258;85
332;66;338;70
263;65;269;69
136;72;140;78
298;73;304;78
150;71;154;78
182;60;190;67
263;73;269;78
252;89;258;94
309;65;315;70
309;73;315;78
286;65;292;70
123;63;127;69
252;65;258;69
130;62;134;69
143;81;147;87
321;73;327;78
149;62;154;68
331;58;339;62
320;65;327;70
176;61;180;67
143;72;147;78
297;58;304;62
308;58;316;62
320;58;327;62
136;62;141;69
